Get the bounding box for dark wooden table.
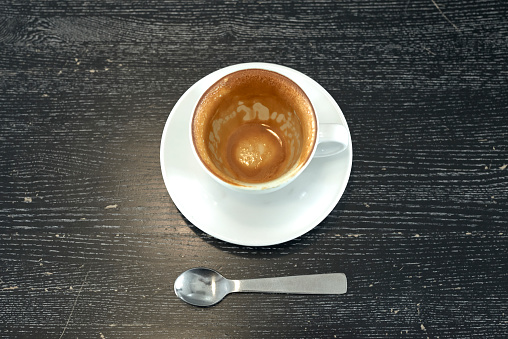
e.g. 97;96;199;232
1;1;507;338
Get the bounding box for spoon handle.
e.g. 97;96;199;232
233;273;347;294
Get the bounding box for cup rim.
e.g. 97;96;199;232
190;67;318;193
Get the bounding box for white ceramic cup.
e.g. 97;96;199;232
190;66;349;194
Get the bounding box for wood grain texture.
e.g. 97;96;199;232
1;0;507;338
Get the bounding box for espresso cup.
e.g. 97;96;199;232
191;68;348;193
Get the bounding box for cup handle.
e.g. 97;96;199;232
315;123;349;158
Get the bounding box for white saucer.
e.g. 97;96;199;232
160;63;352;246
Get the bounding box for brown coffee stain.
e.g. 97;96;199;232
226;122;286;182
192;69;316;186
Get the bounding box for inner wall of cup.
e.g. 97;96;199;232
192;69;317;187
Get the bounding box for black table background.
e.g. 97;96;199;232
1;1;507;338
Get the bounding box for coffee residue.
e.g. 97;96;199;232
226;122;286;182
192;69;316;186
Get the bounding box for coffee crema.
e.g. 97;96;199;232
192;69;316;186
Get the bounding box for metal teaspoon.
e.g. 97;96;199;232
174;267;347;307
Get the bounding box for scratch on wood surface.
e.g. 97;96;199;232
416;303;430;338
423;46;436;55
405;0;411;13
421;323;430;339
105;204;118;209
2;286;19;291
58;269;90;339
431;0;460;32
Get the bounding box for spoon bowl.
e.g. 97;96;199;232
174;268;233;307
174;267;347;307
